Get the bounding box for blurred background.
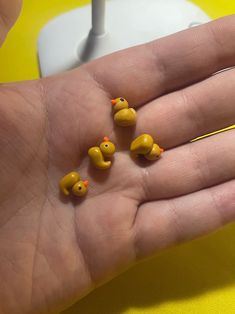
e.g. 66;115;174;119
1;1;235;314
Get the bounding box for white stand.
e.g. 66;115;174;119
38;0;210;77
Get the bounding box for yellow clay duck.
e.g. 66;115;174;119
130;134;164;161
111;97;137;127
88;136;116;170
59;171;89;197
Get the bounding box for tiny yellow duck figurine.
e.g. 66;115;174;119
59;171;89;197
130;134;164;161
111;97;137;127
88;136;116;170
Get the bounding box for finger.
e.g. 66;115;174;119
141;129;235;201
85;15;235;107
133;179;235;258
137;67;235;148
0;0;22;46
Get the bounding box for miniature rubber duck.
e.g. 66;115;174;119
59;171;89;197
111;97;137;127
130;134;164;161
88;136;116;169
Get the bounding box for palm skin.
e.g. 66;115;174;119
1;10;235;314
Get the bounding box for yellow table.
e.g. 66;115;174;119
1;1;235;314
0;0;234;82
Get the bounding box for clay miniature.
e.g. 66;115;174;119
59;171;89;197
111;97;137;126
88;136;116;169
130;134;164;160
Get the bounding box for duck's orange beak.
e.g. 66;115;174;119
83;180;89;187
160;148;164;153
111;99;117;106
103;136;110;142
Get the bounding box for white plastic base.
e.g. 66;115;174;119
38;0;210;77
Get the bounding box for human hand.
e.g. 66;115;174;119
0;0;22;46
1;13;235;314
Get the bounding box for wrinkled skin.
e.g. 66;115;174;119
1;2;235;313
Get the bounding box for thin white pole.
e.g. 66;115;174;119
91;0;106;36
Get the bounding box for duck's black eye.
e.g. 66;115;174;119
78;186;82;190
120;98;124;102
105;144;109;148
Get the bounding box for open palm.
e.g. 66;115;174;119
1;14;235;314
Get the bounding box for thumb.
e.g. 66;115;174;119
0;0;22;47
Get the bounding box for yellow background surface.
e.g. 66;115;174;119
1;1;235;314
